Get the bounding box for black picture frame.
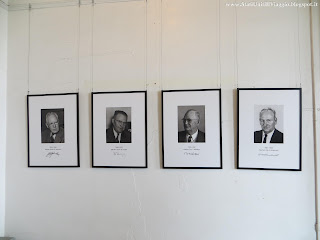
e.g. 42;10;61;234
237;88;302;171
162;89;222;169
27;92;80;167
92;91;147;168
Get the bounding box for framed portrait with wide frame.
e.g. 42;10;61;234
162;89;222;169
237;88;302;171
27;93;79;167
92;91;147;168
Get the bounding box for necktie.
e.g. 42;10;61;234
117;134;120;143
188;135;192;142
51;134;56;143
263;134;267;143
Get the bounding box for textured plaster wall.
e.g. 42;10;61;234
0;6;8;237
5;0;317;239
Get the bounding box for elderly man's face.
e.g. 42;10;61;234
183;111;200;135
112;113;127;134
46;114;60;134
259;110;277;134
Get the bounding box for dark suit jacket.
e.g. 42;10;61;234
178;130;205;143
254;129;283;143
106;128;131;143
41;128;65;143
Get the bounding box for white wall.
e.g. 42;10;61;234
311;2;320;235
5;0;317;239
0;5;8;237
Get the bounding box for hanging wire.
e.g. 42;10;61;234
159;0;163;90
27;3;31;94
144;0;147;90
234;0;239;88
218;0;221;89
91;0;95;92
76;0;81;92
296;4;302;88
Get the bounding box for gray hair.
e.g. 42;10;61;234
185;109;200;120
259;108;277;121
45;112;59;125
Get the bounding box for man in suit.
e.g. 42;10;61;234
41;112;64;143
254;108;283;143
106;110;131;143
178;109;205;143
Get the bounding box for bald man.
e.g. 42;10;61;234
254;108;283;143
178;109;205;143
41;112;65;143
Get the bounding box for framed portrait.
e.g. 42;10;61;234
237;88;302;171
92;91;147;168
27;93;79;167
162;89;222;169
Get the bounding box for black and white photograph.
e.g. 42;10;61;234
28;93;79;167
178;105;205;143
92;91;147;168
106;107;132;143
162;89;222;169
254;105;284;144
237;88;301;171
41;109;65;144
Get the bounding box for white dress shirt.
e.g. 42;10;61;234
262;129;275;143
186;130;199;143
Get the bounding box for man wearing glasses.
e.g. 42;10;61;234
178;109;205;143
106;110;132;143
254;108;283;143
41;111;65;143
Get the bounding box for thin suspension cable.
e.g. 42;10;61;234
144;0;147;91
77;0;80;92
234;0;239;88
296;5;302;88
27;4;31;94
91;0;95;92
159;0;162;89
218;0;221;89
